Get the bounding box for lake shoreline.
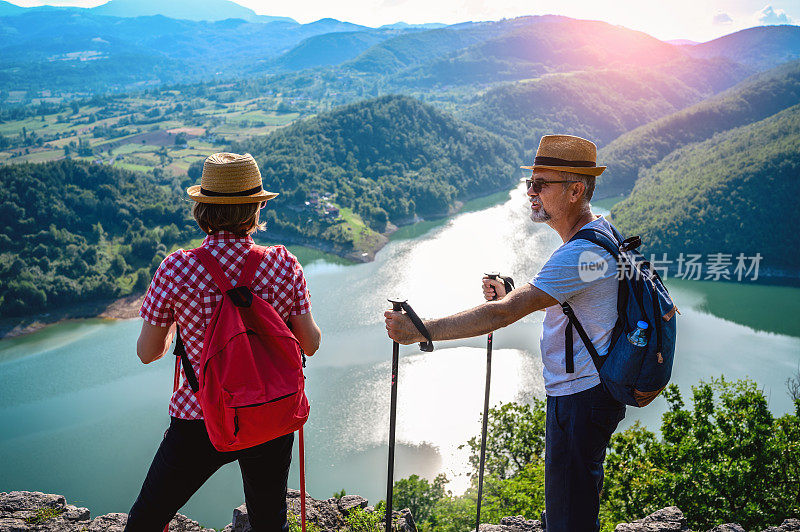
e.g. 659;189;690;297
0;293;144;340
0;198;470;339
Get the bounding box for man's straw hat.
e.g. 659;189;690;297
520;135;606;177
187;152;278;204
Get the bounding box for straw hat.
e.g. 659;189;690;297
520;135;606;177
187;152;278;204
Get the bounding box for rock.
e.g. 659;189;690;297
615;506;690;532
233;491;415;532
762;518;800;532
338;495;368;515
478;515;544;531
85;513;127;531
709;525;744;532
0;491;213;532
395;508;417;532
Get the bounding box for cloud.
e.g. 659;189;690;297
757;5;792;25
712;12;733;25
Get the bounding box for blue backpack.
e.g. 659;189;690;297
561;224;679;407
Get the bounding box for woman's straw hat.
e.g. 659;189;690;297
520;135;606;177
187;152;278;204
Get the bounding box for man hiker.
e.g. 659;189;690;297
384;134;626;532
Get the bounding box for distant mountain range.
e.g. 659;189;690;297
0;4;798;96
680;25;800;70
0;0;295;22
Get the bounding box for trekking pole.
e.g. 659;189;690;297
385;299;403;532
385;299;434;532
475;273;513;532
299;427;307;532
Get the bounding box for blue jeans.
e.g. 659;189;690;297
544;382;625;532
125;417;294;532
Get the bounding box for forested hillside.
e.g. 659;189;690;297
0;161;196;317
343;22;500;75
237;95;517;232
459;68;708;158
596;60;800;197
610;104;800;272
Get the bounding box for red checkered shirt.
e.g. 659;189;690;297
139;231;312;420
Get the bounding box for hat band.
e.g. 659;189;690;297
200;185;263;197
534;156;596;168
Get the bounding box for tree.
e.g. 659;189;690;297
393;474;448;525
2;280;46;316
465;400;546;480
601;378;800;531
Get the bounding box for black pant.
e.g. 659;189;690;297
125;417;294;532
544;383;626;532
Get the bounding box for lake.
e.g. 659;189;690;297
1;183;798;529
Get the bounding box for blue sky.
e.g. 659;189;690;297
11;0;799;41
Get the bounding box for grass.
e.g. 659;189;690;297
337;207;380;251
288;512;322;532
115;162;154;173
25;507;65;524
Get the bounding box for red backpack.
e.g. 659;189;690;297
172;244;310;452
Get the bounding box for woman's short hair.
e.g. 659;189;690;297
192;201;266;236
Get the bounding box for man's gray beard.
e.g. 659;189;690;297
529;200;551;222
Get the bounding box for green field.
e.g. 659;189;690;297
0;90;315;178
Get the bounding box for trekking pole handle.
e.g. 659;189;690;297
484;272;515;301
388;299;434;352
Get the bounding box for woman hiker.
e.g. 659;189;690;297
125;152;322;532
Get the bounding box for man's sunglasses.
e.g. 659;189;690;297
525;178;580;193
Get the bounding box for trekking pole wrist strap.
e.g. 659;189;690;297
499;275;515;295
400;301;434;352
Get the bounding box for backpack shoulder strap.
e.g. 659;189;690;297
192;246;235;292
569;227;620;259
239;245;266;288
560;224;621;375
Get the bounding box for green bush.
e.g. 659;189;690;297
601;378;800;530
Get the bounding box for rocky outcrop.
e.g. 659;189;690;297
481;507;799;532
611;507;800;532
478;515;544;531
219;490;415;532
2;492;797;532
0;490;415;532
0;491;214;532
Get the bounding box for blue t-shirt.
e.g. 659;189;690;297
530;215;619;396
